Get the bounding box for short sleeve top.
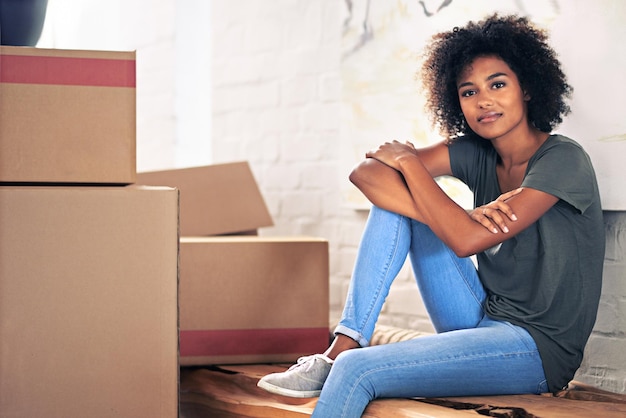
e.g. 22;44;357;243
449;134;605;393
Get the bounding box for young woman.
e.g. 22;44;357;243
258;14;605;417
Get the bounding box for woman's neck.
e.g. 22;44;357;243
492;127;550;192
493;127;550;169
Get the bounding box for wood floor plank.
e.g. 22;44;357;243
180;365;626;418
180;366;474;417
427;393;626;418
363;398;479;417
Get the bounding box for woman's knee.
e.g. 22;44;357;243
333;348;363;374
331;349;377;393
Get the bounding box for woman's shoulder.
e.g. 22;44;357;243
534;134;590;161
543;133;585;150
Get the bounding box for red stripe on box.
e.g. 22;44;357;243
0;54;135;87
180;328;329;357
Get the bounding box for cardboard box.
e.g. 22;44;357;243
179;236;329;365
137;162;273;236
0;46;136;184
0;186;178;417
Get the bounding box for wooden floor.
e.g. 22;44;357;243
179;364;626;418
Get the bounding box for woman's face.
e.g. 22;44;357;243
456;55;530;141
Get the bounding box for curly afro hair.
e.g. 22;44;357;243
420;14;572;140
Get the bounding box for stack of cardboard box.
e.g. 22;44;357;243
0;46;179;417
1;44;330;416
138;164;330;366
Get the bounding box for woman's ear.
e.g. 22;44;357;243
523;91;531;101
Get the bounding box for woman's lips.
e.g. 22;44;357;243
478;112;502;123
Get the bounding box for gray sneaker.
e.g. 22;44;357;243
257;354;334;398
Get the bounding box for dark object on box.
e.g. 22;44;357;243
0;0;48;46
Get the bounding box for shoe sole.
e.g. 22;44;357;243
257;379;321;398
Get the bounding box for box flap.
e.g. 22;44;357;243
137;162;273;236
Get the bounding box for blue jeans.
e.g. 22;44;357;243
312;206;548;418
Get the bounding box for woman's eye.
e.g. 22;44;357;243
460;90;475;97
492;81;505;89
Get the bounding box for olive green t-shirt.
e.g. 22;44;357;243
449;134;605;393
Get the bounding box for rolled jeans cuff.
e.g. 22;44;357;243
334;324;370;348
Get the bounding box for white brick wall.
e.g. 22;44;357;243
575;213;626;393
37;0;626;394
211;0;433;333
210;0;375;328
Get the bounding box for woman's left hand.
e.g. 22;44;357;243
470;188;523;233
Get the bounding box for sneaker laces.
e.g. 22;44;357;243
287;354;334;372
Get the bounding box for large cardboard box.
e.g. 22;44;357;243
0;186;178;417
0;46;136;184
179;236;329;365
137;162;273;236
138;162;330;365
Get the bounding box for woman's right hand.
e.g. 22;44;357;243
470;188;523;233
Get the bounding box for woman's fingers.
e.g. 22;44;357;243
492;188;523;221
482;206;510;233
472;190;522;233
470;207;499;233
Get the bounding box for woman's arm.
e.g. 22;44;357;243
350;140;558;257
349;158;425;220
348;140;452;221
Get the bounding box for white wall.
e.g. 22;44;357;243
208;0;431;332
174;0;211;167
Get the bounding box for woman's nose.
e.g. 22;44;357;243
478;95;494;108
